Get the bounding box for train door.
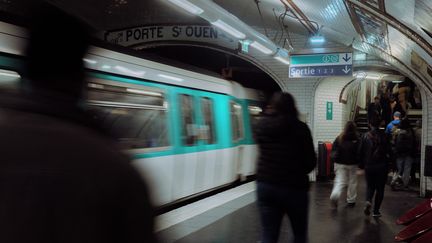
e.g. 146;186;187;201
196;96;218;191
230;100;246;180
175;93;200;199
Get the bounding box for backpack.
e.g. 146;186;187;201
395;129;414;154
368;131;387;162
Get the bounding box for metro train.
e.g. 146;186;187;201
0;21;262;207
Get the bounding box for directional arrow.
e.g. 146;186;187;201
342;65;351;74
342;53;351;62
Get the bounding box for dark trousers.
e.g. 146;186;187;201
365;169;387;214
257;182;309;243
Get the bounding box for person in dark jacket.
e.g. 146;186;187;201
329;121;360;208
392;118;416;189
0;3;156;243
367;96;381;124
358;117;391;218
255;92;316;243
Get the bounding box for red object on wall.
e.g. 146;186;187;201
324;142;332;176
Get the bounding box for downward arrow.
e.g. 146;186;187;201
342;53;351;62
342;66;351;74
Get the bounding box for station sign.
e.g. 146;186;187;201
289;52;353;78
104;25;238;50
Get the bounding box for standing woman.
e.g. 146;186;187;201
358;117;391;218
330;121;360;208
255;92;316;243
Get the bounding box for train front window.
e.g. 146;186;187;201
230;101;244;142
180;94;196;146
200;97;215;144
86;81;169;150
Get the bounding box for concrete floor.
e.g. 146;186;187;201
157;177;424;243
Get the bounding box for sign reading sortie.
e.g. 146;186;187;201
104;25;238;49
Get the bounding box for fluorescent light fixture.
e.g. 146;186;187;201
310;35;325;43
101;65;111;69
274;56;290;65
83;58;97;64
367;74;381;80
250;41;273;54
115;66;145;77
158;74;184;82
126;88;162;97
354;53;366;61
356;72;366;79
168;0;204;15
392;80;403;83
211;20;246;39
0;70;20;78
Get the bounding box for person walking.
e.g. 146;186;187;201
391;118;416;190
367;96;382;124
385;111;401;135
255;92;316;243
0;3;156;242
330;121;360;208
358;118;391;218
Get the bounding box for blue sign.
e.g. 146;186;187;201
289;65;352;78
289;52;353;78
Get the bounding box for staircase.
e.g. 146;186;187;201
355;109;422;135
355;110;369;134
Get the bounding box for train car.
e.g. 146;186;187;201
0;21;263;208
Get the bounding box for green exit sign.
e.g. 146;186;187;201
326;102;333;120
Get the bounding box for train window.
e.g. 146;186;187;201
0;69;21;91
86;82;169;150
248;105;263;130
230;101;244;142
180;94;196;146
200;97;215;144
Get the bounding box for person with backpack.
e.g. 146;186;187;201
358;117;391;218
330;121;360;208
391;118;416;190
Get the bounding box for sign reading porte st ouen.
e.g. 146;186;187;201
289;53;353;78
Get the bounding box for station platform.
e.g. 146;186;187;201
156;178;424;243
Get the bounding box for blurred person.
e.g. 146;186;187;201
255;92;316;243
0;3;156;243
380;92;391;126
412;120;422;184
390;96;405;118
367;96;381;124
329;121;360;208
391;118;416;190
385;111;401;135
358;117;391;218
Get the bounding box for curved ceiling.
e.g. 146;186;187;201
1;0;432;91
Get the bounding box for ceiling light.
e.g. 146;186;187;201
392;80;403;83
250;41;273;55
115;66;145;77
158;74;184;82
354;53;366;61
168;0;204;15
211;20;246;39
274;56;290;65
367;74;381;80
310;35;325;44
101;65;111;69
83;58;97;64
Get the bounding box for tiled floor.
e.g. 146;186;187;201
156;178;424;243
